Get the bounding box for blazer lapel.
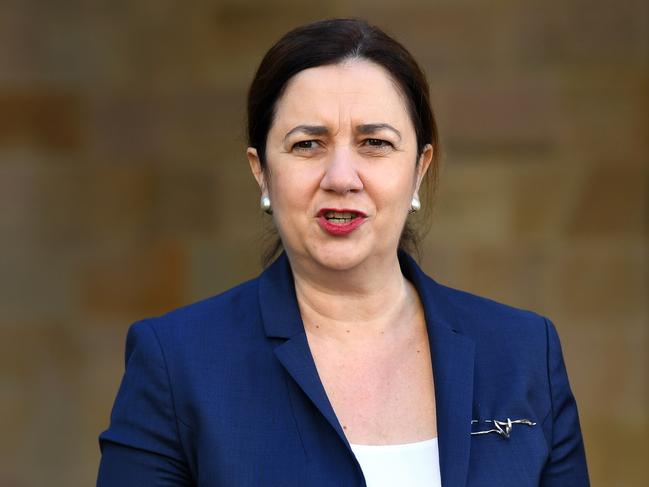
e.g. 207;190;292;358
400;251;476;487
427;324;475;486
273;335;350;449
258;253;351;450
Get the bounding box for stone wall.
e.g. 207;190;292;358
1;1;646;485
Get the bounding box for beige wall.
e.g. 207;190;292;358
1;1;647;485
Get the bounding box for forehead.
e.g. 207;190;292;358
272;59;412;132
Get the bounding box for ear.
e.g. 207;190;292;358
414;144;434;193
247;147;267;193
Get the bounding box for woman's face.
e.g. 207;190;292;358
248;58;432;272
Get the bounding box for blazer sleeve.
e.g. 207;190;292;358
97;320;193;486
540;318;590;487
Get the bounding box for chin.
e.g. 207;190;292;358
308;241;371;271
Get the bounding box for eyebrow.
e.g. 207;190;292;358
356;123;402;142
283;125;329;142
283;123;402;142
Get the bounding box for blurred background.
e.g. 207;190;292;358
1;0;647;485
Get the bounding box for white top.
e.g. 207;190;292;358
349;437;442;487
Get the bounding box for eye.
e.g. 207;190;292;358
364;138;392;147
292;140;319;151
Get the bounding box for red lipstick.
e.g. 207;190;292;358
317;208;367;236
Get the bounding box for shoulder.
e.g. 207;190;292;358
131;277;263;354
164;277;259;323
435;280;548;335
401;251;550;345
418;269;551;345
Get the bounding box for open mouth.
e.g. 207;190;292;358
323;210;359;224
317;208;367;235
318;208;367;224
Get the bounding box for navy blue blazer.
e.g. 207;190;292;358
97;251;589;486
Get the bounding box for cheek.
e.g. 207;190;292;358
366;168;416;210
269;165;320;210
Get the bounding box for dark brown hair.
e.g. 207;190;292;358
247;18;439;266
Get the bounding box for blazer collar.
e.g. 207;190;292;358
258;251;475;487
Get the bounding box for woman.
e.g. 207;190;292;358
97;19;589;486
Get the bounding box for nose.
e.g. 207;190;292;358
319;148;363;194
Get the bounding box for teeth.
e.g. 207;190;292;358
323;210;362;225
325;211;357;219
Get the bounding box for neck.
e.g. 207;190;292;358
288;251;418;343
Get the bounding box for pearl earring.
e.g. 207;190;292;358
409;194;421;213
260;195;272;214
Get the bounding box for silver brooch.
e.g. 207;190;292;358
470;418;536;439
